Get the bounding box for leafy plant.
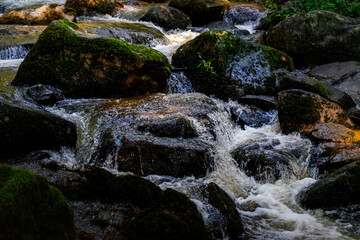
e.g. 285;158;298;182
197;53;217;76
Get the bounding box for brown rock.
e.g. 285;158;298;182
0;4;76;25
310;122;356;143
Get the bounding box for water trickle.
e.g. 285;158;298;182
0;45;31;60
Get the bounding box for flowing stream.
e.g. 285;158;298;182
0;2;358;239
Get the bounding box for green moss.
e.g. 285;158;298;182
0;165;75;240
277;90;321;134
13;20;170;98
299;161;360;209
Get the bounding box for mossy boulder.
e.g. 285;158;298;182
169;0;229;26
0;99;77;153
263;11;360;67
12;20;171;98
299;161;360;209
0;165;75;240
0;4;76;25
65;0;119;15
278;71;356;110
277;89;353;134
140;6;191;31
172;30;293;101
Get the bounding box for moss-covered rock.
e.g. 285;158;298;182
12;20;171;98
277;89;353;134
65;0;119;15
0;165;75;240
169;0;229;26
278;71;356;110
0;99;77;153
299;161;360;209
140;5;191;31
263;11;360;66
172;30;293;101
0;4;76;25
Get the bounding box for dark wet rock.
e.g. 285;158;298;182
309;61;360;104
65;0;120;15
239;95;276;111
299;161;360;209
0;4;76;25
224;4;263;25
18;164;213;240
230;105;274;128
0;5;5;14
310;142;360;175
90;93;219;178
348;107;360;126
324;204;360;236
231;141;298;183
277;89;353;134
204;183;248;240
137;116;198;138
78;21;170;47
0;165;75;240
202;21;250;37
263;11;360;67
169;0;229;26
0;99;77;154
279;71;356;110
172;30;293;102
12;20;170;98
140;6;191;31
309;123;356;143
26;84;65;105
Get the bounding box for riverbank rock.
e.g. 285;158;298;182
0;165;75;240
309;123;357;143
278;71;356;110
169;0;229;26
204;183;248;240
172;30;293;101
17;164;213;240
0;4;76;25
311;142;360;175
0;99;77;153
78;21;170;47
309;61;360;104
140;6;191;31
299;161;360;209
263;11;360;67
91;93;218;178
65;0;120;15
277;89;353;134
12;20;171;98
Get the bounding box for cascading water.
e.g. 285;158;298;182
0;45;31;60
1;2;359;239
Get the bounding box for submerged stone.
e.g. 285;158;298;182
12;20;171;98
172;30;293;101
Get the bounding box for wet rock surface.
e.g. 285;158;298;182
172;30;293;101
0;99;77;154
263;11;360;66
277;89;353;134
26;84;65;105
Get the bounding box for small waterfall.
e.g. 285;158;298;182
0;45;32;60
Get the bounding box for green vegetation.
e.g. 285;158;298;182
0;165;75;240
